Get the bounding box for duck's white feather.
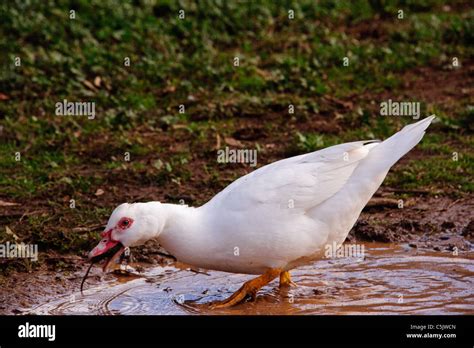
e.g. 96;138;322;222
208;140;377;212
156;116;435;274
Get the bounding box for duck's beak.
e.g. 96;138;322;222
88;229;125;272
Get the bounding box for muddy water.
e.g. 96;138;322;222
28;243;473;315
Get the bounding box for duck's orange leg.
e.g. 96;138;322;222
209;268;281;309
279;270;297;287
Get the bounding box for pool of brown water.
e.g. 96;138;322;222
27;243;473;315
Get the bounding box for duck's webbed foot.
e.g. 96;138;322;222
279;270;297;288
208;268;282;309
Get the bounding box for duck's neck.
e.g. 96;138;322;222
150;202;207;261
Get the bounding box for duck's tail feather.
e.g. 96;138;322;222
364;115;435;173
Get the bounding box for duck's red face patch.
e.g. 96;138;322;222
87;217;133;271
88;229;120;259
88;228;125;271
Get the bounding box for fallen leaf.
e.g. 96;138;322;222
95;188;105;196
82;80;97;91
93;76;102;88
215;133;221;150
171;124;187;130
6;226;20;241
163;85;176;94
0;200;20;206
224;137;244;147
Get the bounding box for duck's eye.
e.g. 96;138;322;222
118;218;133;229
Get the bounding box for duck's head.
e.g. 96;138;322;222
88;202;165;270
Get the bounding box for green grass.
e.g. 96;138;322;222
0;0;472;259
385;151;474;193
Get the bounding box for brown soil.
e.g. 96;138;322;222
349;195;473;252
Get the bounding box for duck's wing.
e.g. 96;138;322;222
206;140;379;214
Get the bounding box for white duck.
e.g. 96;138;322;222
88;116;435;308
